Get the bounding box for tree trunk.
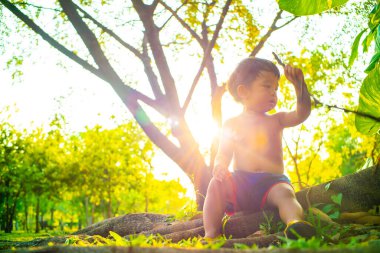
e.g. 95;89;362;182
296;166;380;212
4;181;21;233
24;197;29;232
91;203;95;225
35;196;40;233
50;208;54;230
107;188;112;219
4;189;12;233
84;196;90;226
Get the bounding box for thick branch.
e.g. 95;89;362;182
141;33;164;100
125;100;180;160
76;3;165;100
132;0;181;111
58;1;168;113
59;0;114;74
182;0;233;113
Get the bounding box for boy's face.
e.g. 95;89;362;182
239;71;279;113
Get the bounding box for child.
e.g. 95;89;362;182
203;57;315;239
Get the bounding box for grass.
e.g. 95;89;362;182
0;230;68;250
2;206;380;252
2;228;379;252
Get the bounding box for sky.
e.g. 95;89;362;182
0;1;369;199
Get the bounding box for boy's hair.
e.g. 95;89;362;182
227;57;280;102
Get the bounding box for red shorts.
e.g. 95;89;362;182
225;170;292;215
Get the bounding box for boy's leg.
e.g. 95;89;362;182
265;183;304;225
203;177;233;238
265;183;316;239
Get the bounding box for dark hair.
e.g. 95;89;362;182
227;57;280;102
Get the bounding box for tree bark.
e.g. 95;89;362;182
24;200;29;232
296;166;380;212
84;196;90;226
35;196;40;233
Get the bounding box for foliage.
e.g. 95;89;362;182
278;0;349;16
65;231;227;250
259;211;284;235
0;115;191;233
356;63;380;135
352;3;380;135
278;0;380;136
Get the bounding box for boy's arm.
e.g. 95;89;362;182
213;120;234;182
277;65;311;128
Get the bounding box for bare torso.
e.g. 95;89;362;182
228;112;284;174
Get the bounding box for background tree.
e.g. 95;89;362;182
0;121;25;233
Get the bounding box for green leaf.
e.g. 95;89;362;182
377;25;380;52
369;4;380;30
109;231;127;245
324;182;332;191
331;193;343;206
362;31;374;53
349;29;367;67
277;0;349;16
329;210;340;219
355;63;380;135
322;203;336;214
365;52;380;73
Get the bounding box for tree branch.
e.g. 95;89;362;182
59;0;114;74
125;100;182;164
273;53;380;124
73;2;143;60
317;99;380;123
16;2;60;12
159;1;202;44
132;0;181;112
306;139;323;183
182;0;232;113
74;2;166;101
284;135;303;189
142;33;164;100
250;10;292;57
0;0;99;76
276;16;298;29
2;0;166;115
158;1;187;32
59;0;169;114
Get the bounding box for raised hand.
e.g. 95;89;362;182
284;64;305;90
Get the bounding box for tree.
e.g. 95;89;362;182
0;0;300;209
1;0;378;211
0;121;26;233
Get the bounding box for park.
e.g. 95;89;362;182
1;0;379;252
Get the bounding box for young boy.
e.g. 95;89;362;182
203;57;315;239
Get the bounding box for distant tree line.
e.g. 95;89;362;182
0;114;191;233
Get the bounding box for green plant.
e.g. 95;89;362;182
259;211;285;235
221;214;230;235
